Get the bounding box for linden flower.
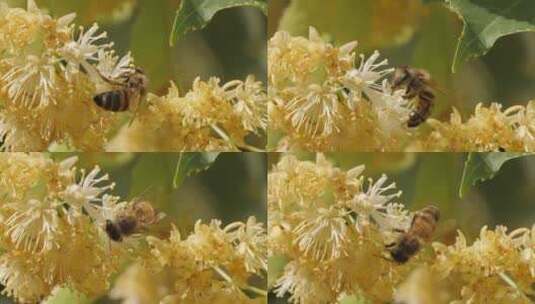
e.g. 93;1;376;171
61;165;116;221
274;260;336;304
350;174;409;235
517;225;535;278
432;226;535;304
414;101;535;152
0;0;136;151
111;217;267;304
293;206;351;261
108;76;267;152
224;216;268;273
268;27;412;151
0;153;137;303
269;154;418;303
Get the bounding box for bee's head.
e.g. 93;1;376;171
127;67;149;93
134;67;145;74
392;66;411;88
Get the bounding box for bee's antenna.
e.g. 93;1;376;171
131;185;155;201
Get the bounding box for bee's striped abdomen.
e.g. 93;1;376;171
407;112;425;128
407;89;434;128
419;89;435;103
93;90;130;112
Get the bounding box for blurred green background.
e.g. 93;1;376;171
6;0;267;93
269;0;535;125
268;152;535;303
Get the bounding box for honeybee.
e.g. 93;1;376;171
391;66;436;128
93;67;149;112
105;200;163;242
386;205;440;263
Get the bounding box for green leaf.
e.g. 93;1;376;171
42;287;90;304
130;154;179;199
459;152;533;197
170;0;268;46
443;0;535;72
131;0;176;91
173;152;220;188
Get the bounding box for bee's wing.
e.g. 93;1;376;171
430;218;457;245
127;92;147;126
426;79;448;96
127;108;140;127
96;68;127;87
411;67;447;96
139;213;172;239
432;84;447;95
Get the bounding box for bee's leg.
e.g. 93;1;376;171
374;253;395;263
403;87;418;100
128;94;144;127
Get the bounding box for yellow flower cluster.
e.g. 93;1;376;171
110;217;267;304
430;226;535;303
414;102;535;152
268;27;413;152
396;225;535;304
108;76;267;152
0;0;134;151
268;154;416;303
0;1;267;152
0;153;134;303
269;154;535;303
268;27;535;152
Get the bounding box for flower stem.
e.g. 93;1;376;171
212;265;267;297
213;265;233;282
498;272;533;300
210;124;264;152
242;285;268;297
211;124;231;142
